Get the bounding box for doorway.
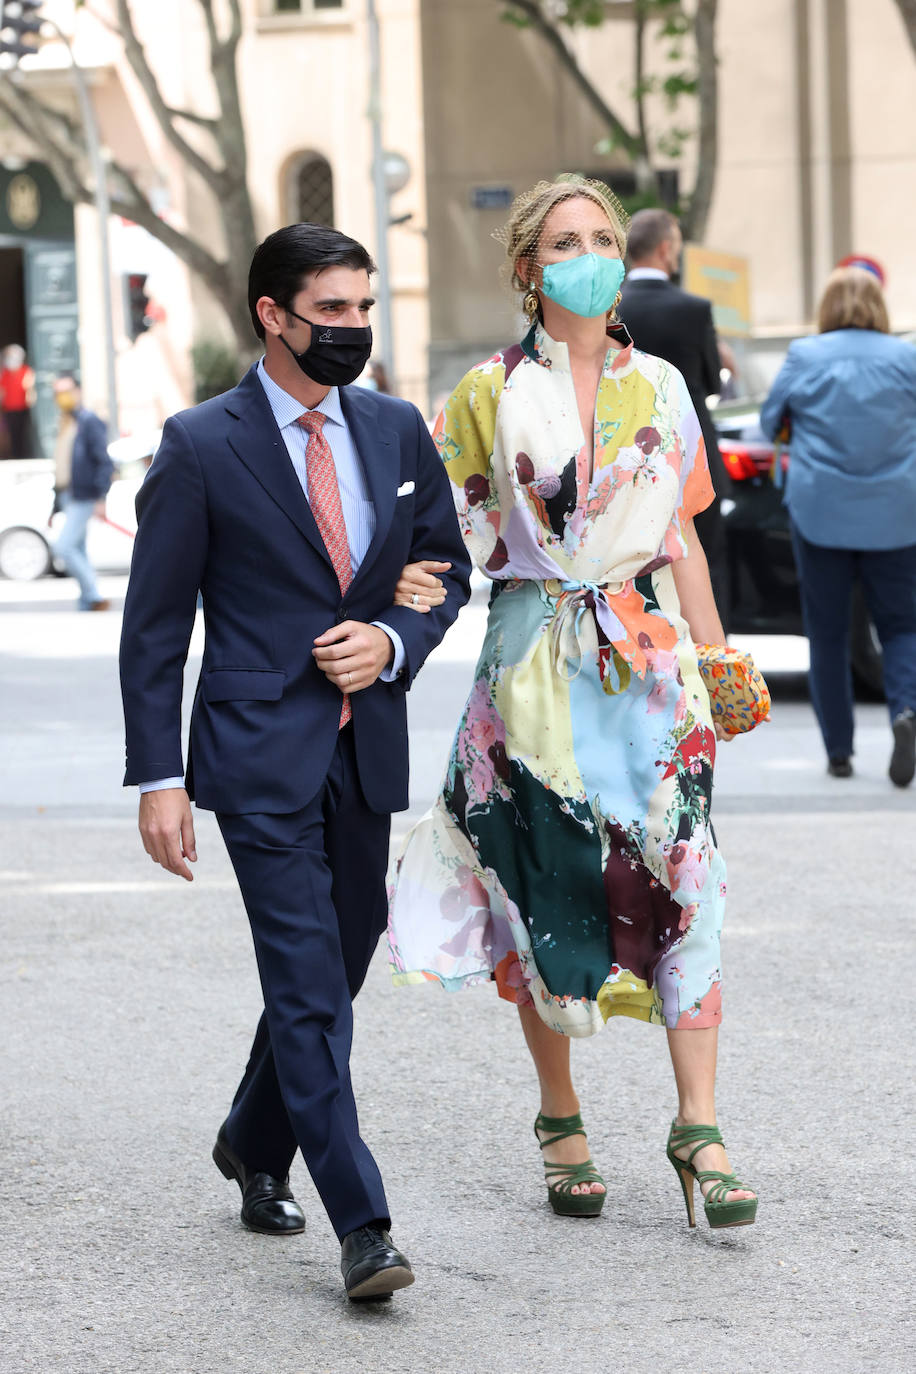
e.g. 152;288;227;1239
0;246;28;351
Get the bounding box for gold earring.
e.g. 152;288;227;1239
607;290;622;323
522;289;540;322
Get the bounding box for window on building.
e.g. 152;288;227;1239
287;154;334;227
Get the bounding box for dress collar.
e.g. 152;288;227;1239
523;321;634;373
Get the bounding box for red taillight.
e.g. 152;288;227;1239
718;442;777;481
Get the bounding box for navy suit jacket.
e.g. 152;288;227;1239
119;365;471;815
617;277;730;499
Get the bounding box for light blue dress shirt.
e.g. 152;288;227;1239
760;328;916;550
139;360;405;793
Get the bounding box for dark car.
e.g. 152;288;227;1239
715;399;885;696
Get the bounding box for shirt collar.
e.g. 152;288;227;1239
256;357;344;429
626;267;670;282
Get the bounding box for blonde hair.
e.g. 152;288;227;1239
817;267;889;334
496;174;629;296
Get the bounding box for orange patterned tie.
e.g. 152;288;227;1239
297;410;353;728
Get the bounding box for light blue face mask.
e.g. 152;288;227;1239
539;253;626;318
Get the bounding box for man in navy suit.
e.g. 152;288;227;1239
119;224;471;1301
617;209;731;624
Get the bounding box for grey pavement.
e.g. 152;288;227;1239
1;573;914;1374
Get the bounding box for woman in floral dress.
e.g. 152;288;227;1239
389;178;757;1229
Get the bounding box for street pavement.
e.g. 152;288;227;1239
1;572;914;1374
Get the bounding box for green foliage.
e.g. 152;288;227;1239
502;1;700;165
191;339;241;404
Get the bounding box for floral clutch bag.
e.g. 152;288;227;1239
695;644;771;735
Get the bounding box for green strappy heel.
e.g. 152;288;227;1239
534;1112;606;1218
666;1120;758;1230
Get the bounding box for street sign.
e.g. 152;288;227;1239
682;244;751;336
471;185;514;211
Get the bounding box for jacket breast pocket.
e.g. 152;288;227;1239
203;668;285;702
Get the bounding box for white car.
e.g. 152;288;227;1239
0;435;157;582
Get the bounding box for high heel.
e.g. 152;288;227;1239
666;1120;757;1230
534;1112;606;1218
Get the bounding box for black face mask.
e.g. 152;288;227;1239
277;307;373;388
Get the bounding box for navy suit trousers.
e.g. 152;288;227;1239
790;523;916;758
216;723;391;1240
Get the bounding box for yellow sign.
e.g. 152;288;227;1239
7;174;41;232
683;245;751;336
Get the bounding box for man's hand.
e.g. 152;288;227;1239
93;498;107;519
139;787;197;881
313;621;393;692
394;560;451;613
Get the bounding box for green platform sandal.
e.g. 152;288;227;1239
666;1120;758;1230
534;1112;606;1218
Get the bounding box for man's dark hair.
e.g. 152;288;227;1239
626;209;680;265
55;372;81;388
248;223;376;340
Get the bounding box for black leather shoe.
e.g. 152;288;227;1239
827;756;853;778
890;710;916;788
340;1224;414;1301
212;1127;305;1236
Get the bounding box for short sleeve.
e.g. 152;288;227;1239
673;369;715;525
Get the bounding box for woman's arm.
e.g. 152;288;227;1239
672;519;726;646
759;345;800;441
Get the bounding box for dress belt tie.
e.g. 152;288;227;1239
545;577;642;683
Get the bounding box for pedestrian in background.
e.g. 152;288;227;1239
390;177;758;1234
120;223;470;1302
617;210;731;624
51;374;113;612
0;344;39;459
760;266;916;787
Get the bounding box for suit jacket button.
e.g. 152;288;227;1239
337;606;348;622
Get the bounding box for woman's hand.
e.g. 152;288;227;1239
714;721;736;743
394;560;452;613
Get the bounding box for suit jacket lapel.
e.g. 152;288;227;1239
224;365;334;571
339;386;399;590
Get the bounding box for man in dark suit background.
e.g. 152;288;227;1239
51;374;114;611
119;224;471;1301
617;209;731;623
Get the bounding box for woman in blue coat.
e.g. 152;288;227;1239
760;267;916;786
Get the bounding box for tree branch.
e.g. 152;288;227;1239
503;0;643;158
682;0;717;240
892;0;916;57
0;79;230;295
164;105;219;129
114;0;226;190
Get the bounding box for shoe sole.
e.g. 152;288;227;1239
347;1265;415;1302
889;719;916;788
241;1217;305;1236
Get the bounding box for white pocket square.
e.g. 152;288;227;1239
396;481;415;497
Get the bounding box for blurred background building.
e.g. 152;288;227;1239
1;0;915;443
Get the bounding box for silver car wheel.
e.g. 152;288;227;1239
0;527;53;581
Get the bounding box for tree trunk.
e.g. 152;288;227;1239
682;0;718;241
892;0;916;56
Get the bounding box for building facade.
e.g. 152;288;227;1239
1;0;914;440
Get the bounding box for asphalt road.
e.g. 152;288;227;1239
1;572;914;1374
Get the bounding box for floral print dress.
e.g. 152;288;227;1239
388;323;726;1037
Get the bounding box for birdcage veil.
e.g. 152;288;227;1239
494;174;631;312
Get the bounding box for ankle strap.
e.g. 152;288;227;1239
535;1111;586;1149
668;1120;723;1168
